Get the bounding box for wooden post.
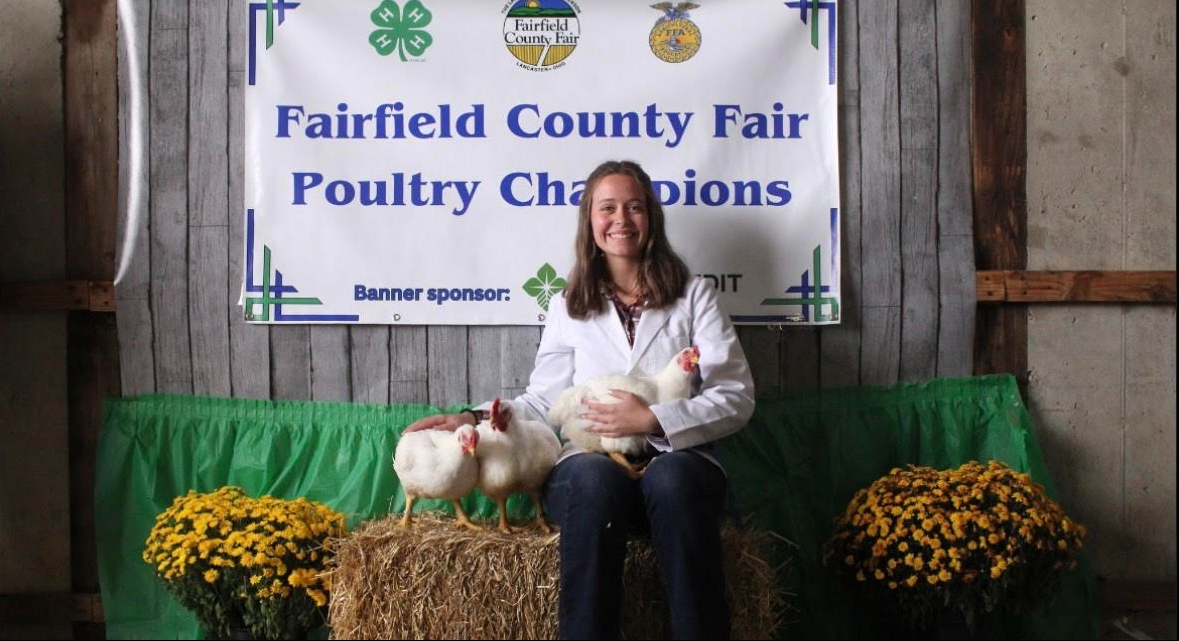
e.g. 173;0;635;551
64;0;119;637
971;0;1028;397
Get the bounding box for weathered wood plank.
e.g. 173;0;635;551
390;326;428;404
350;326;389;404
858;0;901;386
972;0;1027;387
898;0;938;382
63;5;119;637
935;0;975;240
783;328;819;394
115;0;155;394
0;281;90;311
149;26;192;393
900;149;938;381
115;300;156;394
501;326;540;395
976;270;1177;303
65;0;118;281
858;0;901;309
821;0;861;390
187;0;231;397
188;0;228;228
270;325;311;399
66;313;119;622
151;0;186;30
190;226;231;396
937;235;975;376
228;0;248;73
467;326;502;404
738;326;782;398
861;306;901;386
427;326;468;407
935;0;975;377
310;326;351;401
899;0;937;152
228;65;269;396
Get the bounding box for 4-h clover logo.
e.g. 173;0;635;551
369;0;433;61
523;263;567;312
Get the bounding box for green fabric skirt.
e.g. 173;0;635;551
96;374;1098;639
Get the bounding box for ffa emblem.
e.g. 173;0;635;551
649;2;701;63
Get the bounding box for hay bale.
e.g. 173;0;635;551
327;514;788;639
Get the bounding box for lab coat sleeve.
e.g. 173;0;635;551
648;279;756;451
475;294;574;424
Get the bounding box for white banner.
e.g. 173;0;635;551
243;0;841;325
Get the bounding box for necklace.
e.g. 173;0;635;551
614;281;644;305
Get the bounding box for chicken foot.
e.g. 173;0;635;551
450;499;483;532
608;451;647;480
399;495;417;527
530;491;556;534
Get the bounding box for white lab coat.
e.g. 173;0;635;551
479;277;755;465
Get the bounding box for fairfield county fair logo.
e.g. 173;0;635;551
502;0;581;72
649;2;702;63
369;0;434;61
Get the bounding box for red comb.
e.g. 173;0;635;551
491;398;507;431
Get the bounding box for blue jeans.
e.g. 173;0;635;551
543;451;730;640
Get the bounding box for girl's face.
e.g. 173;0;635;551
590;173;649;263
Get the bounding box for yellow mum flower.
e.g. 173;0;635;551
203;569;219;583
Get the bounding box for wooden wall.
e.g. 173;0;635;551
116;0;976;404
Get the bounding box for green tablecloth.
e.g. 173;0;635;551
96;374;1098;639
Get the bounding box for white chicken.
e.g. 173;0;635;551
475;398;561;534
548;345;700;479
392;424;481;531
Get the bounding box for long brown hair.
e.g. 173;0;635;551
564;160;691;319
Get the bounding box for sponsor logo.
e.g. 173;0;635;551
369;0;433;61
502;0;581;72
649;2;701;63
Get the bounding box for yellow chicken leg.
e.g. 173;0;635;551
496;497;516;534
451;499;483;532
530;491;555;534
400;494;416;527
608;451;645;480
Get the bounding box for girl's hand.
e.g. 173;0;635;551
582;390;661;437
403;413;472;433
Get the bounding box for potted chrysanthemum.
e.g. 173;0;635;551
824;460;1086;634
143;486;347;639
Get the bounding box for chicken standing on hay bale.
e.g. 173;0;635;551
475;398;562;534
392;423;482;531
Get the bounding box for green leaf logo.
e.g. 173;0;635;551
369;0;434;61
522;263;567;312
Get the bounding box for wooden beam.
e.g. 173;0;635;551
971;0;1028;392
0;281;115;312
64;0;119;639
0;592;104;624
977;271;1177;303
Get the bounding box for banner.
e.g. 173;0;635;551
243;0;841;324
